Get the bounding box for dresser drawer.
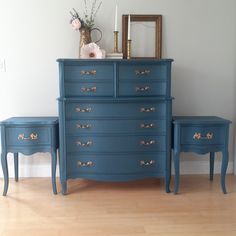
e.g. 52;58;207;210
66;154;165;175
64;64;113;81
119;64;167;80
66;119;166;135
65;102;166;119
181;126;226;145
65;82;113;97
6;127;50;146
119;81;167;96
66;135;166;153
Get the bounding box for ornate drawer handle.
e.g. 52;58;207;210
76;107;92;113
140;123;155;129
18;133;38;140
77;140;93;147
80;70;96;75
76;124;92;129
193;132;213;140
135;69;150;75
140;160;155;166
77;161;93;167
140;140;156;146
136;86;150;92
140;107;155;113
81;87;97;92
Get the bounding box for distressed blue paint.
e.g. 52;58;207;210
57;59;173;194
0;117;59;195
172;116;231;194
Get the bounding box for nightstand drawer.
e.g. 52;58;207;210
181;126;226;145
65;82;113;97
65;102;166;119
64;64;113;81
66;119;166;135
6;127;50;146
67;154;165;175
119;82;167;96
66;135;166;153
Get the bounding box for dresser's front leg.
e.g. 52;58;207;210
14;153;19;182
61;180;67;195
173;151;180;194
209;152;215;181
1;151;9;196
221;150;229;194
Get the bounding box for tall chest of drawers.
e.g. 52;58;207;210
57;59;173;194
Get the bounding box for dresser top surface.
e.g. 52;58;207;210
173;116;231;125
0;117;58;125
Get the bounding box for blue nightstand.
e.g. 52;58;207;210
0;117;59;196
172;116;231;194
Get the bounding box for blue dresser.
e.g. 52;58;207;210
57;59;173;194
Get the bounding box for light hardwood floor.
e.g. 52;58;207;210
0;175;236;236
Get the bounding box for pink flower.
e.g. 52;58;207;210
71;18;81;31
80;43;103;59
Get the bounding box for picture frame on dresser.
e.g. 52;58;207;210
122;14;162;59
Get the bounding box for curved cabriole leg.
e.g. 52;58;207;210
51;149;57;194
209;152;215;181
14;153;19;182
61;181;67;195
174;151;180;194
1;152;9;196
221;150;229;194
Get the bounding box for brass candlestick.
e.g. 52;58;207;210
127;40;132;59
113;31;119;53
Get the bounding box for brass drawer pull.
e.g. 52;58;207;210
18;133;38;140
76;107;92;113
140;160;155;166
136;86;150;92
140;140;156;146
80;70;96;75
77;140;93;147
140;123;155;129
135;69;150;75
193;132;213;140
140;107;155;113
78;161;93;167
76;124;92;129
81;87;97;92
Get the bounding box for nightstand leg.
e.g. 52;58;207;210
1;152;9;196
174;151;180;194
14;153;19;182
209;152;215;181
221;150;229;194
61;181;67;195
51;149;57;194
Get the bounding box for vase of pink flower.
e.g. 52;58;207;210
70;0;103;58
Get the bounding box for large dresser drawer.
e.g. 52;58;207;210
66;154;165;175
66;119;166;135
119;81;167;96
64;64;113;81
65;101;166;119
66;135;166;153
65;82;113;97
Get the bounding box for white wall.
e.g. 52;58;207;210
0;0;236;177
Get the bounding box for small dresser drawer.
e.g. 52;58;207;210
119;81;167;96
6;127;50;146
67;154;165;175
119;64;167;80
65;82;113;97
181;126;226;145
65;102;166;119
66;135;166;153
66;119;166;135
64;64;113;81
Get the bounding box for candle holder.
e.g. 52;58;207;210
127;40;132;59
113;31;119;53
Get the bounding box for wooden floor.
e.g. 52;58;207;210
0;175;236;236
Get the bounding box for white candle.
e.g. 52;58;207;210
115;3;118;31
128;15;131;40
